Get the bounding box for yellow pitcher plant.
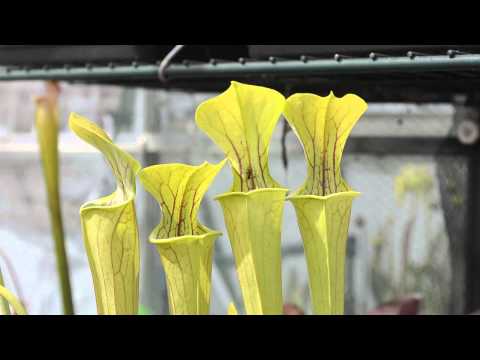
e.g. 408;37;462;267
69;113;141;315
284;92;367;315
35;82;74;315
196;81;288;315
139;161;226;315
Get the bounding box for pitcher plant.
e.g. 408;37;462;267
284;92;367;314
139;160;226;315
196;81;288;315
69;113;141;315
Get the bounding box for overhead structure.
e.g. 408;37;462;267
2;45;480;102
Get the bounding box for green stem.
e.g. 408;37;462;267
49;199;74;315
35;89;75;315
38;140;75;315
0;266;11;315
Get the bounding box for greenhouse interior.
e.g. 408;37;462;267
1;44;480;315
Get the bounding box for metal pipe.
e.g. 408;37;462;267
0;65;159;81
166;54;480;78
1;54;480;82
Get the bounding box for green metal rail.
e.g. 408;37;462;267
167;54;480;79
0;65;159;81
0;54;480;82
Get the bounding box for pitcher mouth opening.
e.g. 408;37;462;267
214;187;289;201
149;230;222;246
287;190;361;202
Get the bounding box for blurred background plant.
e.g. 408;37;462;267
34;81;74;314
0;249;26;314
284;268;310;314
369;165;451;314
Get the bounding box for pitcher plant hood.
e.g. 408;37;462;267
69;113;141;315
195;81;285;192
283;91;367;196
139;160;227;239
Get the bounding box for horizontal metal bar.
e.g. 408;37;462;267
165;54;480;79
0;54;480;82
0;65;159;81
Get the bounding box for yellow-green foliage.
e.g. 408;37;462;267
139;161;226;315
196;81;288;315
70;113;141;315
196;81;285;192
284;92;367;314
